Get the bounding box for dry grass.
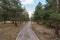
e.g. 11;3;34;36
32;22;60;40
0;22;26;40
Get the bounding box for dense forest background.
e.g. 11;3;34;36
0;0;29;26
31;0;60;36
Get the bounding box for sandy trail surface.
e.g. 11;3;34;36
16;22;39;40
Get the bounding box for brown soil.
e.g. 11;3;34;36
32;22;60;40
0;22;26;40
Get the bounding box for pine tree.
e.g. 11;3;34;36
34;2;42;24
0;0;24;26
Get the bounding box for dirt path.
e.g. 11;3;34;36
16;22;39;40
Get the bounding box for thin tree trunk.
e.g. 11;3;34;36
55;25;59;36
37;21;39;24
14;20;17;27
12;20;14;24
4;20;6;24
55;0;59;36
4;17;6;24
37;20;40;24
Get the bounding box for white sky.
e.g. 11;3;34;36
21;0;34;5
21;0;34;18
21;0;46;18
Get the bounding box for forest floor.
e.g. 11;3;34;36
0;22;26;40
32;22;60;40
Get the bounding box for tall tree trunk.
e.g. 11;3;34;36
12;20;14;24
55;25;59;36
55;0;59;36
12;21;14;24
37;22;39;24
4;17;6;24
4;20;6;24
37;20;39;24
14;20;17;27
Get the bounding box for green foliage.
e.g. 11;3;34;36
33;2;42;22
32;0;60;26
0;0;29;24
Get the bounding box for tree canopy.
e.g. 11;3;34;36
32;0;60;26
0;0;29;26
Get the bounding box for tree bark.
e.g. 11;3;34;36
4;17;6;24
55;25;59;36
12;20;14;24
4;21;6;24
37;20;40;24
37;21;39;24
14;20;17;27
